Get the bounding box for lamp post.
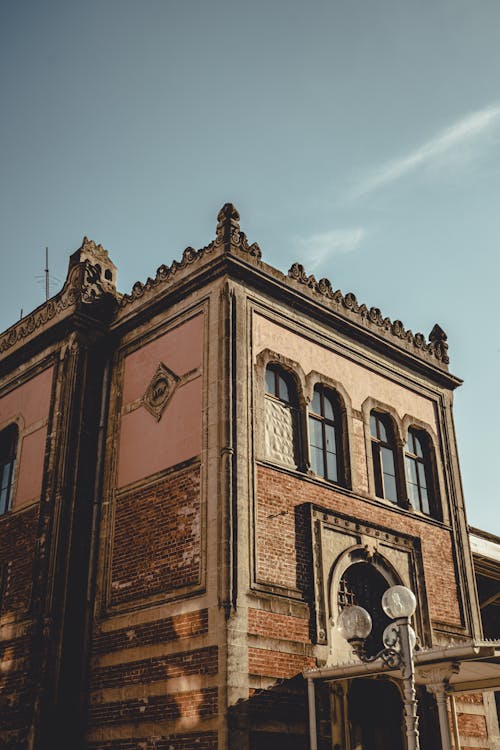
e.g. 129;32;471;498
336;585;420;750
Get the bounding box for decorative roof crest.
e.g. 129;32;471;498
287;262;450;367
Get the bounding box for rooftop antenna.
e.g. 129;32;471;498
45;246;49;301
35;246;60;301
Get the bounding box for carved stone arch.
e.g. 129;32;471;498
328;545;404;660
401;414;446;523
255;348;307;401
328;544;403;626
361;396;407;507
305;371;354;489
254;348;308;469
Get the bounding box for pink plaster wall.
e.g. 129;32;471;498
116;315;203;488
122;314;203;404
0;366;54;510
16;428;48;506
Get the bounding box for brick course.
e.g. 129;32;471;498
111;464;201;606
248;647;314;679
90;646;218;690
88;687;218;726
92;609;208;655
248;608;309;643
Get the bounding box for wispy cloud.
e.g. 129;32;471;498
296;227;365;270
350;104;500;198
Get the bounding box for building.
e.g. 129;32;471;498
0;203;498;749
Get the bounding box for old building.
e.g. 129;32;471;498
0;204;498;749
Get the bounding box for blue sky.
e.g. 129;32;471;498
1;0;499;532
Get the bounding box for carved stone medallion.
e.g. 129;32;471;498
142;362;179;421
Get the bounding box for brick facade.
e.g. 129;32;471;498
0;205;496;749
110;463;202;606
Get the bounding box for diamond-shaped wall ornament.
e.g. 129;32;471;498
142;362;180;421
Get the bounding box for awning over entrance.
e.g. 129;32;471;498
303;640;500;750
303;639;500;694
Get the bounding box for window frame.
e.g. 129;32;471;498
370;411;401;504
405;427;438;518
308;384;344;485
264;362;302;468
0;424;18;516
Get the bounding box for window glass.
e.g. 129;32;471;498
265;367;275;395
308;385;342;484
0;425;17;515
405;427;435;516
371;412;399;503
311;389;322;415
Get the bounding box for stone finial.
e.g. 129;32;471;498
214;202;261;259
429;324;449;364
215;203;241;245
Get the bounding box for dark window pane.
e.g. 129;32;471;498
265;367;275;395
311;389;321;415
309;417;323;449
372;444;384;498
420;487;430;515
311;446;324;477
378;418;388;443
323;395;334;421
381;446;395;476
0;486;7;515
408;482;420;506
0;464;9;491
414;433;424;458
416;462;427;489
278;374;290;403
384;473;398;503
325;424;336;452
406;456;418;486
326;451;338;482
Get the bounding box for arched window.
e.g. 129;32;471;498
308;385;343;484
0;425;18;515
264;364;299;468
405;428;437;516
370;411;399;503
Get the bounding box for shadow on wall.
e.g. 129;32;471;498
228;675;311;750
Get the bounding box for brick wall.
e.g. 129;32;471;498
92;609;208;655
87;602;216;747
257;465;462;627
0;632;34;746
0;505;39;615
110;463;201;606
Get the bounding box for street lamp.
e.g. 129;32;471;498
336;585;420;750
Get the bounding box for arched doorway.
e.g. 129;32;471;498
348;678;404;750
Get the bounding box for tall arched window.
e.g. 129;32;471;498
405;428;437;517
264;364;299;468
370;411;399;503
0;425;18;515
308;385;343;484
